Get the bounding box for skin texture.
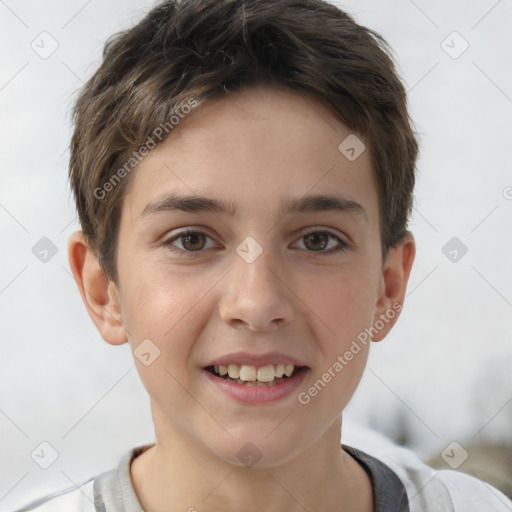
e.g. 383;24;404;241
68;84;415;512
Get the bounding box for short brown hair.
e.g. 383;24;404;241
69;0;418;283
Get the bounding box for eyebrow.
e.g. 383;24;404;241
139;193;368;223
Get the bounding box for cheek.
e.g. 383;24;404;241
124;269;231;397
121;273;207;412
124;265;204;329
296;342;369;430
299;265;379;345
119;268;199;368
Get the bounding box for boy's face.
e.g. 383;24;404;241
71;84;414;467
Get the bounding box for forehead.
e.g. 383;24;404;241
121;84;378;226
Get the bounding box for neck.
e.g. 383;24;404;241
131;409;373;512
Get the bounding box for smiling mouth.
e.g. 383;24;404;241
205;363;304;386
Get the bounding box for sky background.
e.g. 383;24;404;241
1;0;511;509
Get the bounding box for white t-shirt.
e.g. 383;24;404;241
12;423;512;512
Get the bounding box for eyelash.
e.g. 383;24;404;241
162;228;348;258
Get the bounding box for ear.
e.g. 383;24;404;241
67;230;128;346
372;231;415;342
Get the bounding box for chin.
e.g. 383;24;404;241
208;432;305;470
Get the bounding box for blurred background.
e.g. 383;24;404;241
1;0;511;509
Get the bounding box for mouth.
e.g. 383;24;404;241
202;352;310;403
204;363;304;386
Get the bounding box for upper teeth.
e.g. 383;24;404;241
213;363;295;382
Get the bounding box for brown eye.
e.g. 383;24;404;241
180;232;207;251
303;232;329;251
293;230;348;255
163;230;217;257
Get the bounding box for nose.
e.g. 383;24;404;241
218;247;295;332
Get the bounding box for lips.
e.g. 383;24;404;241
202;363;309;403
202;351;309;402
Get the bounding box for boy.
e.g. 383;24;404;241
15;0;512;510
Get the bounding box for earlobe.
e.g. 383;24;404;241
372;232;416;342
67;230;128;346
